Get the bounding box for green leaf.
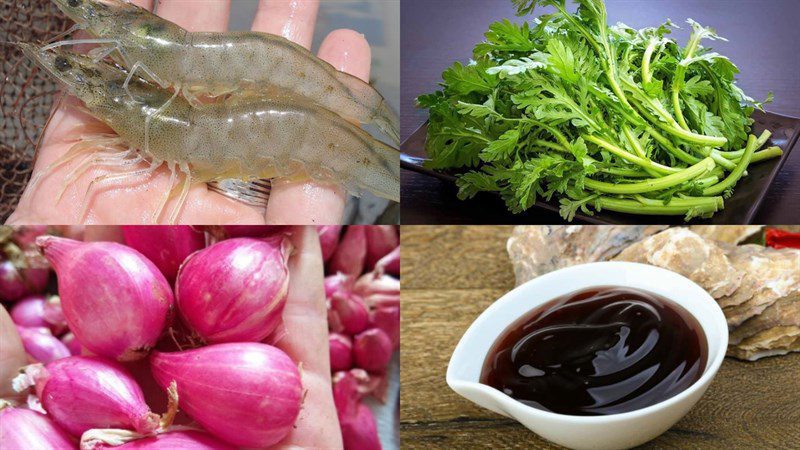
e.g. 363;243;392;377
545;39;579;83
486;56;547;78
442;60;498;96
481;129;520;162
456;98;499;118
642;78;664;97
683;76;713;97
474;19;540;58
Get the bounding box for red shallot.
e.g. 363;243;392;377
354;273;400;309
341;403;382;450
371;306;400;350
332;372;382;450
0;402;75;449
18;356;159;438
16;326;70;364
150;343;302;448
365;226;399;270
330;333;354;372
329;226;368;276
353;328;393;373
10;295;66;334
10;295;49;329
318;225;343;262
37;236;174;361
175;236;291;343
330;292;370;335
122;226;205;283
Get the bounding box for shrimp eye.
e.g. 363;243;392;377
67;0;81;7
54;56;72;72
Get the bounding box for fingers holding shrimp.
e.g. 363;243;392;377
155;0;231;32
252;0;320;49
318;28;373;83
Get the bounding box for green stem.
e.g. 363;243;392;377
750;146;783;163
718;130;771;159
584;157;714;194
703;134;757;196
595;195;722;217
532;139;648;177
671;25;705;131
630;98;727;147
641;39;658;85
622;126;661;177
645;126;702;164
584;135;680;175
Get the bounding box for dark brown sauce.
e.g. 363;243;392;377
480;286;707;416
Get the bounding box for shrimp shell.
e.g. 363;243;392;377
51;0;400;144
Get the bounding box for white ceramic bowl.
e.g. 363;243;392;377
446;261;728;450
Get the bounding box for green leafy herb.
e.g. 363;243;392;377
418;0;779;221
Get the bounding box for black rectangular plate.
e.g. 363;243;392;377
401;110;799;224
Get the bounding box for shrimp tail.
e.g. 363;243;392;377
333;70;400;145
373;98;400;145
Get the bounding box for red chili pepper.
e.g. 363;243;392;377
765;228;800;250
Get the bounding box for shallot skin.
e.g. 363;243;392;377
318;225;343;262
0;406;75;450
16;326;71;364
10;295;66;334
353;328;393;373
99;430;234;449
10;295;50;329
329;226;368;276
175;237;291;343
37;236;174;361
330;333;354;372
122;225;206;283
37;356;159;438
150;343;302;448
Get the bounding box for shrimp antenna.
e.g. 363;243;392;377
45;23;84;44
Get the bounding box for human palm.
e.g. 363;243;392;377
8;0;373;225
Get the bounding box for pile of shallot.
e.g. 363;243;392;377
322;226;400;450
0;225;400;450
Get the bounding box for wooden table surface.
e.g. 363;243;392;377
400;0;800;225
400;226;800;449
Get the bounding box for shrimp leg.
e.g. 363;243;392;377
55;150;131;202
168;163;192;224
79;161;161;222
124;61;169;100
44;23;84;45
152;163;178;223
25;136;127;194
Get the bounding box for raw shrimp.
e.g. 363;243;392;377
20;44;400;223
49;0;400;144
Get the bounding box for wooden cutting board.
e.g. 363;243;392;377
400;225;800;449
